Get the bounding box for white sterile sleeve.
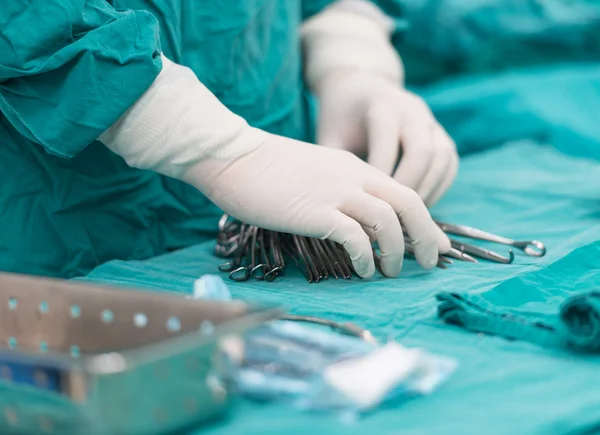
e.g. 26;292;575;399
99;55;268;179
301;0;404;93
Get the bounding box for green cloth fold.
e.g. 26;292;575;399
560;293;600;351
438;240;600;352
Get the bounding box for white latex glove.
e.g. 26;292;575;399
302;0;458;206
317;72;458;207
100;55;450;278
183;135;449;277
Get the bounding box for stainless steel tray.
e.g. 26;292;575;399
0;273;280;435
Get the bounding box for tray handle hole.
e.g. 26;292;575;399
101;309;114;324
134;313;148;328
8;298;17;311
8;337;17;349
200;320;215;335
70;305;81;318
166;317;181;333
39;301;49;314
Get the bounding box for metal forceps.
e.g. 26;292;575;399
215;214;242;258
218;222;286;283
449;239;515;264
402;236;476;265
254;230;285;282
436;220;546;263
228;226;264;282
400;241;456;269
218;224;252;279
281;315;378;344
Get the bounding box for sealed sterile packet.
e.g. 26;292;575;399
223;321;457;413
303;342;457;411
191;275;457;414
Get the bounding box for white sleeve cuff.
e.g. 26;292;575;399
99;55;268;179
301;0;404;93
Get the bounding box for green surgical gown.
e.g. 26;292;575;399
0;0;337;278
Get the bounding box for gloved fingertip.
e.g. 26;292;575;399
354;258;376;279
380;257;403;278
412;241;439;270
434;225;451;253
417;254;438;270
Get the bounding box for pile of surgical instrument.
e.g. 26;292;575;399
215;214;546;283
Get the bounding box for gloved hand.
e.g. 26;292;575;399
316;71;458;207
183;134;449;277
99;56;450;278
302;0;458;207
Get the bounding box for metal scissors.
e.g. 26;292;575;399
218;224;252;278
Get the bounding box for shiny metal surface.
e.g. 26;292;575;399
435;221;547;257
281;315;378;344
0;273;280;435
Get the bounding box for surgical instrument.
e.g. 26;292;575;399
281;315;378;344
403;241;453;269
214;215;547;283
216;220;461;283
450;239;515;264
250;229;270;280
403;234;477;263
435;221;547;257
229;226;258;281
445;247;478;263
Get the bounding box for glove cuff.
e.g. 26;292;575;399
301;0;404;94
99;55;269;179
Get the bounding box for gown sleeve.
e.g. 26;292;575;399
0;0;162;158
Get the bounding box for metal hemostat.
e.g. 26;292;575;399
0;273;280;435
216;216;356;283
215;215;547;283
435;221;547;257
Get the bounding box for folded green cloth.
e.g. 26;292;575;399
437;240;600;352
559;292;600;351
